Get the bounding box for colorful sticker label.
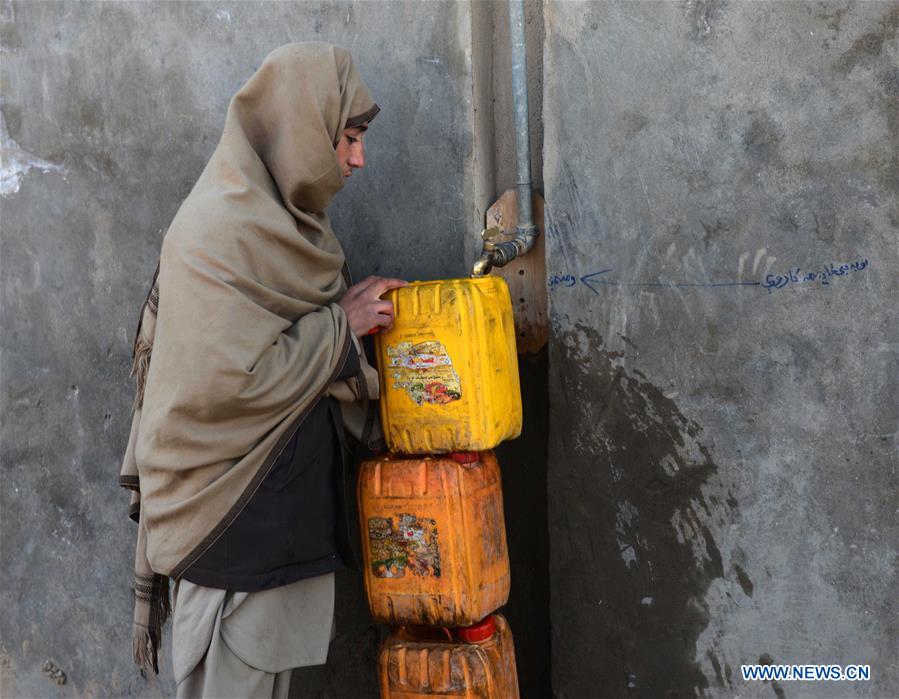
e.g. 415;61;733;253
387;341;462;405
368;514;441;578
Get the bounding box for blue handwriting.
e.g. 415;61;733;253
549;258;870;295
548;273;577;289
762;259;869;292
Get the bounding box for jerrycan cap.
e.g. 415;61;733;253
458;616;496;643
449;452;480;464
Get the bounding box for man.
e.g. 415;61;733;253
119;43;405;697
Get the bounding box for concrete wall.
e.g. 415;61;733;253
543;1;898;697
1;2;494;696
7;1;895;697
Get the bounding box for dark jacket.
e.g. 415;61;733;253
181;344;362;592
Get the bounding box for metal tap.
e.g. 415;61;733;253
471;227;502;277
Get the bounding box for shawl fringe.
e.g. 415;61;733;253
126;264;166;674
131;337;153;412
130;265;159;412
132;573;171;674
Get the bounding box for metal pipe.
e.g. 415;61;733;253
471;0;538;277
509;0;535;237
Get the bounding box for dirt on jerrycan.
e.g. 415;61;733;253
378;614;520;698
374;277;522;454
357;451;510;627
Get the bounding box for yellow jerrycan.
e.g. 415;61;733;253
374;277;522;454
357;451;510;627
378;614;521;698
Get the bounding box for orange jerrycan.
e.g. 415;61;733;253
357;451;510;627
374;278;522;454
378;614;521;698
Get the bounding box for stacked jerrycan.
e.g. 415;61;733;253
357;277;522;698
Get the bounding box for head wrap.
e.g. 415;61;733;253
119;42;379;673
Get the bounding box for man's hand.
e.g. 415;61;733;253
338;275;409;338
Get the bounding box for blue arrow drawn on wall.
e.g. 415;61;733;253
579;270;761;295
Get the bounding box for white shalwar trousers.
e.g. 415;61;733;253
172;573;336;699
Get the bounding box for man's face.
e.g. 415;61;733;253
335;126;367;179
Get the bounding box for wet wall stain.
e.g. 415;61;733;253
551;322;738;695
814;3;851;47
706;650;725;687
758;653;786;699
834;6;899;74
879;66;899;98
619;110;649;140
734;563;754;597
742;112;784;162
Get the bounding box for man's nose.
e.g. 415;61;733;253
349;144;365;169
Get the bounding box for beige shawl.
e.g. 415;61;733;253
119;43;380;672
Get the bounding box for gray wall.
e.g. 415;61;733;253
1;2;487;696
544;1;898;697
5;1;897;697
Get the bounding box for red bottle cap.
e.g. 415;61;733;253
449;452;480;464
366;326;380;335
458;616;495;643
